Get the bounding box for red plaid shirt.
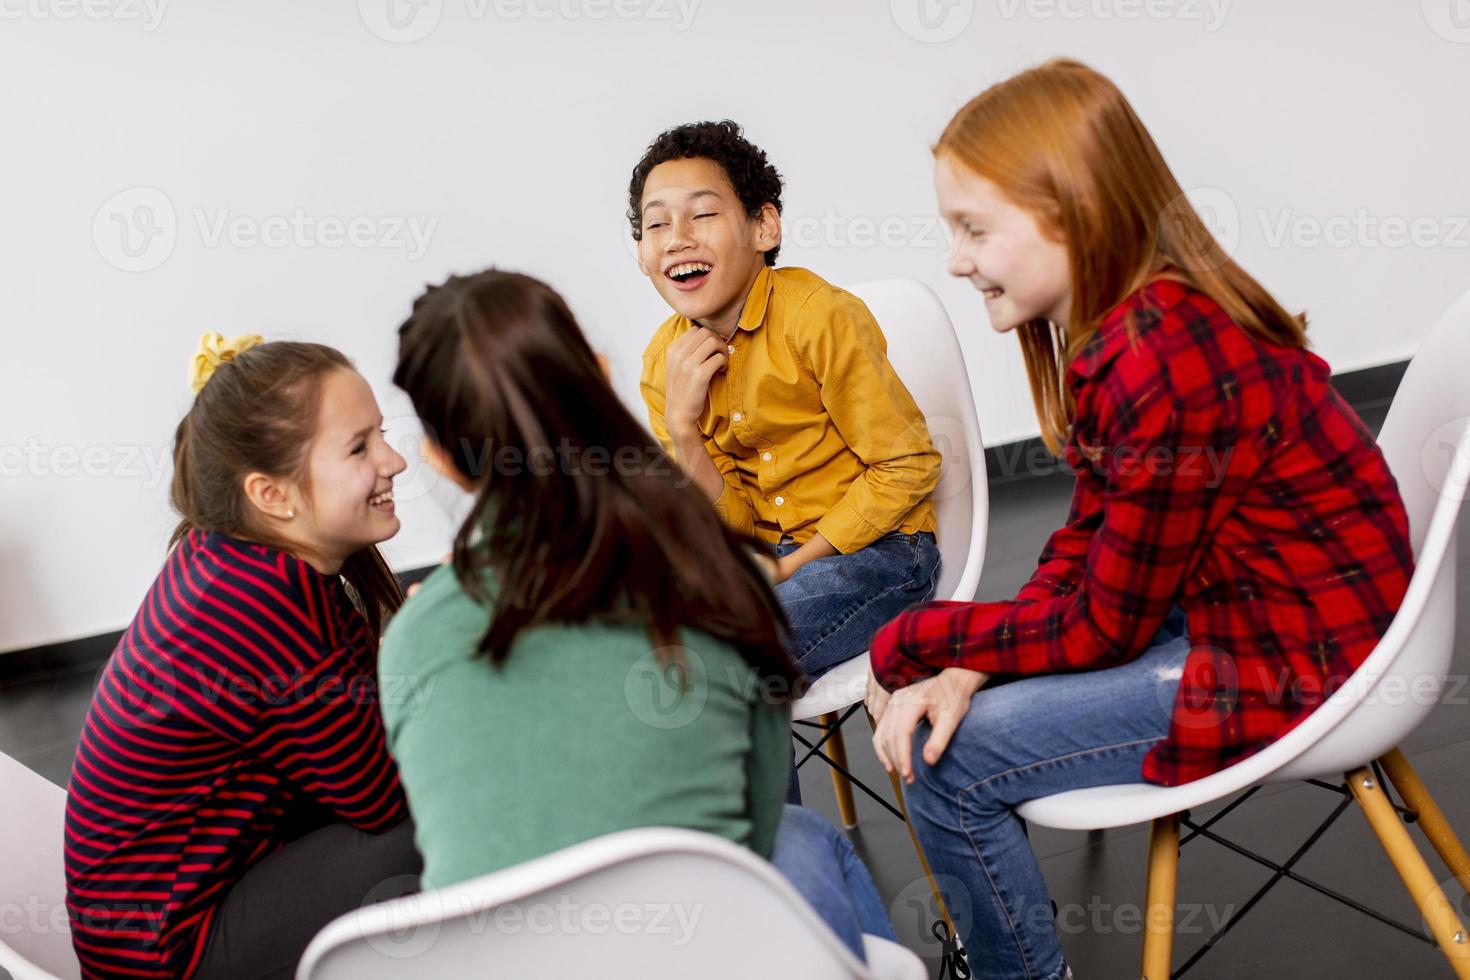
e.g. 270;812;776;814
872;279;1414;785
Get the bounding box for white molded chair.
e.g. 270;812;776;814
786;278;987;950
0;752;81;980
1016;288;1470;978
296;827;926;980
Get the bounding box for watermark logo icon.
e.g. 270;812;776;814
1422;0;1470;42
624;647;708;730
360;0;444;43
890;0;974;42
1420;417;1470;503
889;874;974;953
93;187;176;272
1158;186;1239;272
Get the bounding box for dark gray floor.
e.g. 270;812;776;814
6;405;1470;977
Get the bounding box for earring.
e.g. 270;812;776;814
286;509;295;519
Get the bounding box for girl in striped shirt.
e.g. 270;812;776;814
65;336;420;979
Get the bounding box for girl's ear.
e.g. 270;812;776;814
422;437;477;493
242;472;296;522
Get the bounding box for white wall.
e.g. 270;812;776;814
2;0;1467;653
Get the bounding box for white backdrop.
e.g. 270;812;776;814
3;0;1468;652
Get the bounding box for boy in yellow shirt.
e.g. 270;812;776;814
632;120;942;692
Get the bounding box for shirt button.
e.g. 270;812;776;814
762;452;772;462
774;496;784;506
732;412;743;422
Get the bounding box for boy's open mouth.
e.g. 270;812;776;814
982;286;1004;300
666;261;713;291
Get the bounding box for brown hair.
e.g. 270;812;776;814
936;58;1308;452
169;342;404;644
392;269;802;697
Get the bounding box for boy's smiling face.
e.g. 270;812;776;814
635;156;780;331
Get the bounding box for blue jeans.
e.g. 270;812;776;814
776;530;942;678
768;804;897;963
778;531;941;802
903;609;1190;980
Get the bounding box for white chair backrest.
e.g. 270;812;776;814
0;752;79;980
1376;292;1470;560
846;279;989;603
297;827;878;980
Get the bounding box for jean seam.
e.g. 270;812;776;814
959;802;1037;978
920;541;940;600
902;532;938;591
946;736;1165;979
895;543;918;592
969;735;1164;793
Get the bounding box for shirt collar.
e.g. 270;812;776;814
735;264;776;333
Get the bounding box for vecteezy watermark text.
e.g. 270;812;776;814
93;187;438;272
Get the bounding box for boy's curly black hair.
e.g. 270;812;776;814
627;119;785;266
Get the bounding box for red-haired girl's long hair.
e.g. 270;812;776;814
936;58;1307;451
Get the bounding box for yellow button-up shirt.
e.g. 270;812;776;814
640;266;940;554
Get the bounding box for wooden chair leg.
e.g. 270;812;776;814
1348;765;1470;976
819;712;860;829
1379;748;1470;886
1141;814;1179;980
866;710;959;940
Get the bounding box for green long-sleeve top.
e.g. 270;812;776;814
378;560;792;889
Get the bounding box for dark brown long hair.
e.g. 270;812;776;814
169;342;404;644
392;269;801;697
936;58;1308;452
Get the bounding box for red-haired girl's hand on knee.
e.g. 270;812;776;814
871;668;988;784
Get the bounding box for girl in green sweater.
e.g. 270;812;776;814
380;268;895;961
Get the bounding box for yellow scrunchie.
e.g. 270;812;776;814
188;332;264;394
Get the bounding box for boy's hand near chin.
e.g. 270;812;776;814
663;327;728;434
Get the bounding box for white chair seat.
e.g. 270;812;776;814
1019;782;1237;832
794;655;874;722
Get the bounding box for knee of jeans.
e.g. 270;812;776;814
907;718;1010;817
776;805;850;871
780;802;837;842
905;723;959;808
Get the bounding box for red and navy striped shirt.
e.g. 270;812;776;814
872;280;1415;785
64;529;407;978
